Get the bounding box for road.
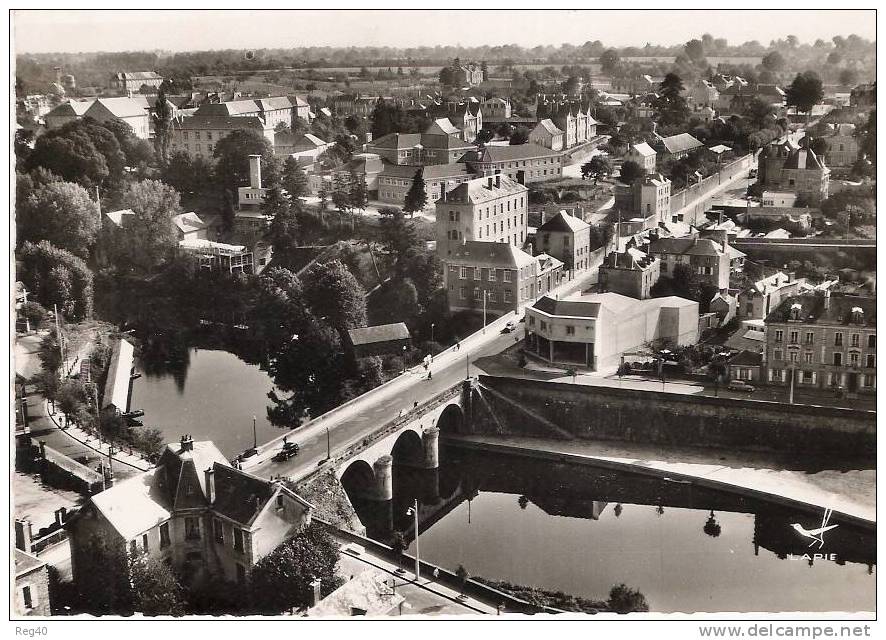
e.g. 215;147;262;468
250;318;527;480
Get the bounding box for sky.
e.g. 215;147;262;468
12;8;876;54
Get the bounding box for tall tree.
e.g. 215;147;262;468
18;240;93;320
617;160;644;185
403;168;427;216
785;71;824;117
581;156;613;184
599;49;621;75
282;156;309;201
27;119;126;190
348;170;368;213
379;207;420;271
17;180;100;259
107;179;182;272
212;128;275;195
654;73;690;127
152;88;174;165
761;51;786;72
302;260;367;336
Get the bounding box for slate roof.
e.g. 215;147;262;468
729;350;763;367
87;97;148;119
657;133;704;154
210;463;276;526
532;295;602;319
782;147;827;170
533;118;564;135
195;100;263;117
539;210;589;233
46;100;93;117
470;142;561;163
347;322;411;346
380;163;470;180
448;241;536;269
441;174;527;205
649;236;726;258
764;294;876;327
15;549;46;578
426;118;461;136
172;115;266;131
630;142;657;157
172;212;208;234
255;96;293;111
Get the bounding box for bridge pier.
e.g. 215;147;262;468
373;455;393;501
422;427;439;469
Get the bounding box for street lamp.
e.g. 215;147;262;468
431;323;435;345
406;499;420;581
325;425;331;460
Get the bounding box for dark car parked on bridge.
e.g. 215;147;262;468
273;441;300;462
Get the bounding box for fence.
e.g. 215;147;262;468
669;153;755;223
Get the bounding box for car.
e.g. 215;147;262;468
273;441;300;462
727;380;755;393
502;320;517;333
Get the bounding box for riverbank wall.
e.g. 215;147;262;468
470;375;875;457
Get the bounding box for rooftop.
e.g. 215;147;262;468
471;142;561;163
656;133;704;155
439;174;527;205
448;241;536;269
347;322;411;346
764;294;876;327
649;235;726;258
380;162;471;180
538;210;590;234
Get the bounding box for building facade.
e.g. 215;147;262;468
365;129;475;166
624;142;657;174
599;247;661;299
435;174;528;258
463;143;563;184
111;71;163;94
170;116;273;161
648;234;734;290
536;210;591;272
443;241;562;315
14;550;50;617
759;138;830;205
378;163;473;207
529;119;565;151
763;293;876;394
738;271;801;320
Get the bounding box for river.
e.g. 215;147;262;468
350;445;876;614
129;347;282;459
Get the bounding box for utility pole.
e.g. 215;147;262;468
54;304;66;376
252;415;258;450
465;354;470;380
482;290;487;334
325;425;331;460
788;364;795;405
407;499;420;581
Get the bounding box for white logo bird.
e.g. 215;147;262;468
791;508;838;549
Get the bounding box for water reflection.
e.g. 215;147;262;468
348;445;875;613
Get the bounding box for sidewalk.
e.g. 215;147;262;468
45;402;153;472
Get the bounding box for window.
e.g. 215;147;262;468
473;288;482;301
540;320;547;331
504;290;512;303
233;528;244;553
863;374;875;388
487;291;496;303
801;370;814;383
474;267;481;280
22;586;33;610
834;332;843;346
789;331;798;345
850;353;859;366
528;316;535;327
566;326;575;336
770;368;783;382
788;351;798;363
868;335;876;348
803;352;813;364
459;286;466;300
851;334;860;348
206;132;213;140
503;271;512;283
160;522;170;548
805;332;814;345
833;352;843;366
459;267;468;280
488;269;496;282
866;354;875;369
774;329;784;344
142;533;149;551
213;518;224;544
185;517;201;541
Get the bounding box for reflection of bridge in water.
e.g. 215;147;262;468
343;442;875;571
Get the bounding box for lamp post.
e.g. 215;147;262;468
325;425;331;460
406;499;420;581
431;323;435;345
482;290;487;334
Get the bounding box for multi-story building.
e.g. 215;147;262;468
448;61;484;87
14;549;50;616
599;247;661;299
759;138;830;205
635;173;672;223
648;234;735;290
529;119;565;151
333;94;380;118
43;99;93;129
535;98;598;148
738;271;801;320
194;97;297;131
763;293;876;394
428;101;483;142
823;123;860;168
378;163;473;207
66;436;313;593
525;292;698;371
84;97;152;139
170;116;273;161
536;210;591;272
652;132;704;161
684;79;719;108
462;143;563;184
365;129;475;166
624;142;657;174
274;132;331;160
435;174;528;258
443;241;562;315
110;71;164;94
481;97;511;120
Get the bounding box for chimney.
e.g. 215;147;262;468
54;507;67;527
15;519;33;553
205;467;216;504
310;578;323;607
180;434;194;452
824;288;831;310
487;177;494;190
495;174;501;189
248;155;263;189
527;242;534;256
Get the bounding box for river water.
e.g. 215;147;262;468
354;446;876;614
129;347;282;459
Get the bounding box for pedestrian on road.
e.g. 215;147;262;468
413;401;418;408
427;370;433;380
456;341;461;351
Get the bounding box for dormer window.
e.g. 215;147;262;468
789;303;802;321
851;306;864;324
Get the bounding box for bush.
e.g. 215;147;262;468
19;301;48;328
608;584;649;614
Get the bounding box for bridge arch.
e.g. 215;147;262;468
437;403;464;435
340;459;377;500
391;429;424;466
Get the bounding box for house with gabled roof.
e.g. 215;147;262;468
365;128;475;166
759;137;830;205
44;100;93;130
66;436;313;594
84;97;152;139
624;142;657;174
648;233;735;289
378;162;472;206
194;96;294;130
529;119;565;151
111;71;164;94
652;132;704;160
462;143;562;184
599;247;661;299
536;210;591;272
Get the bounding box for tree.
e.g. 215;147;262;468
107;179;182;273
600;49;620;75
18;240;93;320
608;584;649;614
439;67;454;86
249;522;344;613
810;137;830;157
282;156;309;201
403;168;427;215
268;196;302;265
379;207;420;269
152;88;174;165
19;301;48;329
56;378;88;425
509;126;530;145
37;329;64;374
684;39;705;63
331;172;352;218
618;160;644;185
655;73;690;127
302;260;367;336
212;128;275;195
761;51;786;72
129;551;186;616
349;170;368;212
785;71;824;117
17;180;100;259
826;51;842;66
27;119;124;190
581;156;613;183
161;151;213;197
373;278;420;325
839;68;859;87
101;118;154;170
743;97;776;129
